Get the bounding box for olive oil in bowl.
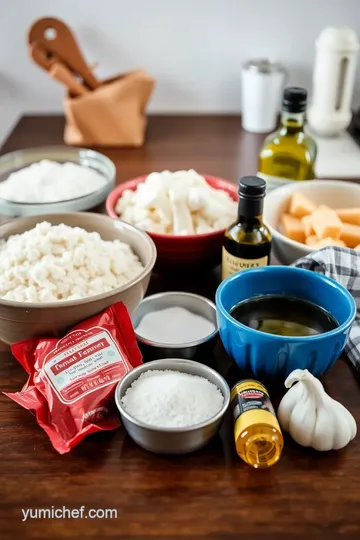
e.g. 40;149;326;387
230;295;338;337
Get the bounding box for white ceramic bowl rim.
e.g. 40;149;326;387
115;358;230;433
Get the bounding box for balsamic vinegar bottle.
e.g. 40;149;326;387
221;176;271;281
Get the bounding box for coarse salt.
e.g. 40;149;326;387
135;306;216;343
121;370;224;428
0;160;107;203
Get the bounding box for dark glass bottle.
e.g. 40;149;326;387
222;176;271;280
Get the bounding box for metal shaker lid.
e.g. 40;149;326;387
243;58;285;74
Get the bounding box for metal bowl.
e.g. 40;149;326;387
0;146;115;216
115;358;230;454
131;292;219;360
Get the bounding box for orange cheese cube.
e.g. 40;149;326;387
312;237;346;249
289;192;317;219
302;215;314;237
336;208;360;226
305;235;318;246
340;223;360;248
281;213;305;243
310;207;343;240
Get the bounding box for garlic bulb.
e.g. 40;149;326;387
278;369;357;451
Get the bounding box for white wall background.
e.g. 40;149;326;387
1;0;360;143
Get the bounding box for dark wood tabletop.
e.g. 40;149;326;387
1;115;360;540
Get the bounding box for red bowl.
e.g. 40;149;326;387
106;175;238;270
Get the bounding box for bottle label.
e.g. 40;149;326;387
257;172;294;193
231;380;280;435
222;248;268;280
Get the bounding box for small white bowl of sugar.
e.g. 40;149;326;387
131;292;218;360
115;358;230;454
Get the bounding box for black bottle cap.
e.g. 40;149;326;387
282;87;307;113
238;176;266;198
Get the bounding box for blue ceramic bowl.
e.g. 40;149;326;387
215;267;356;379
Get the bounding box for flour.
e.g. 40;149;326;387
135;306;216;343
0;160;107;203
121;370;224;427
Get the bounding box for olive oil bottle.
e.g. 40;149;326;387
258;87;317;192
231;379;283;469
222;176;271;281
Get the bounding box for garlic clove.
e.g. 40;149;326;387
311;405;336;451
284;368;311;388
324;394;357;450
279;377;317;447
278;368;357;452
277;378;304;431
288;397;317;448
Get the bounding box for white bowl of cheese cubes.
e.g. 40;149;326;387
263;180;360;264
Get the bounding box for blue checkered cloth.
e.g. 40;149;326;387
294;247;360;370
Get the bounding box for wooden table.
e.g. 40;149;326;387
1;115;360;539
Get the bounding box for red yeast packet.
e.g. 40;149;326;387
4;302;142;454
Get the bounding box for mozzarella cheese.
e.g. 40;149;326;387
116;170;237;235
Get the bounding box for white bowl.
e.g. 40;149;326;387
263;180;360;265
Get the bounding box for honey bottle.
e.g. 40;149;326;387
231;379;283;468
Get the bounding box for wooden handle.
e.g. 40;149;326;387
50;62;89;96
29;42;54;71
28;17;100;90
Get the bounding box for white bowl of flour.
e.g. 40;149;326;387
0;146;115;216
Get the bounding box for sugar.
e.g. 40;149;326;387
135;306;216;344
0;160;107;203
121;370;224;428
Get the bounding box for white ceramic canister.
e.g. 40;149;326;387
308;27;359;137
241;59;286;133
